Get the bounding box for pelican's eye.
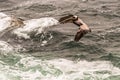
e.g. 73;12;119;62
73;15;78;21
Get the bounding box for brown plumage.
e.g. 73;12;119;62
74;29;91;42
59;14;91;42
59;14;77;24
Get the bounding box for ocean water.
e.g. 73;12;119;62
0;12;119;80
0;0;120;80
0;52;120;80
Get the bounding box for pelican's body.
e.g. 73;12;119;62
59;14;91;41
73;16;91;41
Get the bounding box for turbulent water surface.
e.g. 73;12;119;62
0;0;120;80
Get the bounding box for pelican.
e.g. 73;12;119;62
59;14;91;41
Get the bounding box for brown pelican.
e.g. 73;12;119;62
59;14;91;42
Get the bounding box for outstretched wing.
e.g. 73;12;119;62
59;15;75;24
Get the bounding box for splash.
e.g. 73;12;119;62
13;17;58;39
0;12;59;39
0;12;59;47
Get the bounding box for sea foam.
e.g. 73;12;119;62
0;12;59;39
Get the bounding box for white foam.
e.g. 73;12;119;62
13;17;59;39
0;12;59;39
0;13;12;32
0;55;119;80
0;13;8;19
41;40;48;46
47;59;120;79
0;41;14;54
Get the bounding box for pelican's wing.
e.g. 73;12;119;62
74;30;88;42
74;31;84;42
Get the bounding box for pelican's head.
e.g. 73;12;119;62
59;14;78;24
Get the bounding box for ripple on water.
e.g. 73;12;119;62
26;4;56;13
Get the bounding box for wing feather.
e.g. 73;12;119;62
74;29;88;42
